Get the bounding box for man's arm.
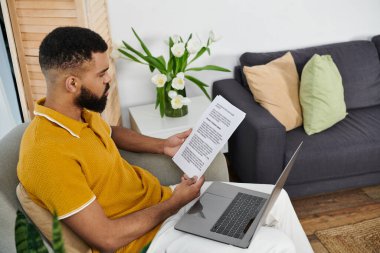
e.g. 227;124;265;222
63;176;204;252
111;126;191;157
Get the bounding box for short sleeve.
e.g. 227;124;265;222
18;144;95;220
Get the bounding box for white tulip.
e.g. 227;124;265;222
151;74;167;88
172;77;185;90
186;38;202;54
209;30;222;43
171;43;185;57
182;97;191;105
172;34;181;44
168;90;177;99
171;95;184;109
170;95;191;109
176;72;185;79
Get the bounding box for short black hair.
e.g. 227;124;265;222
39;26;108;71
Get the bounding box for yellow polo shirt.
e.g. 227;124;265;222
17;98;172;253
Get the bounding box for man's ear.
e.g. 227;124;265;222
65;76;79;93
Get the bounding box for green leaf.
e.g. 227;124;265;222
131;27;153;57
122;41;155;72
206;48;211;55
145;56;167;74
186;33;193;43
15;210;49;253
166;80;172;92
185;75;211;100
169;37;174;48
186;65;231;72
167;56;174;73
184;75;209;87
157;56;166;70
155;89;160;109
118;49;145;64
180;51;190;72
52;213;65;253
122;41;147;62
168;37;174;60
174;57;180;74
158;87;165;117
188;47;207;65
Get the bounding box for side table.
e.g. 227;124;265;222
129;96;228;152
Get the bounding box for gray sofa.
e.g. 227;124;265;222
213;35;380;197
0;123;229;252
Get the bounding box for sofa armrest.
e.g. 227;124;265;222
119;150;229;186
0;123;29;253
213;79;286;184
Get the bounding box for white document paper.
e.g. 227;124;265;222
172;95;246;178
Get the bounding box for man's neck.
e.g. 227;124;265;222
44;97;83;122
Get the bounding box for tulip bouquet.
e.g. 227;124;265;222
117;28;230;117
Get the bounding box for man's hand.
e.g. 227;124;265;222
170;175;205;207
111;126;192;156
163;129;192;157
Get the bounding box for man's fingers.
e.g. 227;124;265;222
181;174;189;182
177;128;192;139
194;176;205;188
180;175;195;185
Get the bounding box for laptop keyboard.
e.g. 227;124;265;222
210;192;265;239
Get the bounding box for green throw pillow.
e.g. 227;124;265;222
300;54;347;135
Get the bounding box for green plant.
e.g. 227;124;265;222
117;28;230;117
15;210;65;253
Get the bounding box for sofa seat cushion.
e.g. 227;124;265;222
284;105;380;185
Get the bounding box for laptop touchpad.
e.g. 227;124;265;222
187;193;231;220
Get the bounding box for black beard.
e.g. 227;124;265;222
75;83;110;113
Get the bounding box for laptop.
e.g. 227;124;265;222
174;142;303;248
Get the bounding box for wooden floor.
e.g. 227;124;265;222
291;184;380;252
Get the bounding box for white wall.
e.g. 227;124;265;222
108;0;380;127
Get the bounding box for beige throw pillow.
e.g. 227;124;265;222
243;52;302;131
16;184;92;253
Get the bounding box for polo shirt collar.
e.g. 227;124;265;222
34;98;89;138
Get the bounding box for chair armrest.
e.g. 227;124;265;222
119;150;229;186
213;79;286;184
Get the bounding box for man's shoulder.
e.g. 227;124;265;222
21;117;70;150
18;117;79;180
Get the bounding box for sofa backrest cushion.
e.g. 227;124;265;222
240;40;380;110
372;35;380;60
300;54;347;135
243;52;302;131
233;66;244;85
